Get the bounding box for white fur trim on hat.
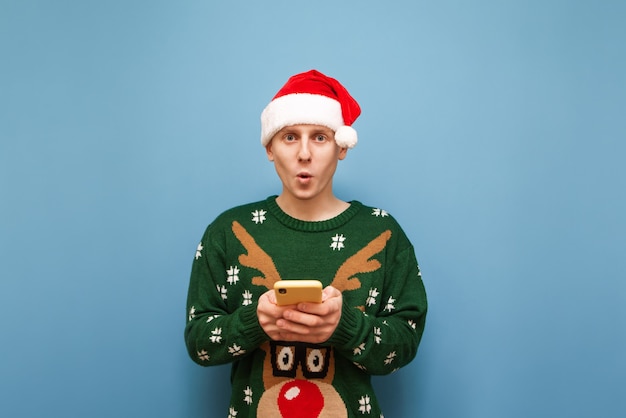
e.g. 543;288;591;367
261;93;346;146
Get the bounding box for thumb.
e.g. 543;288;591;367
322;285;341;301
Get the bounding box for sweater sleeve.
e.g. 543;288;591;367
184;225;268;366
327;245;427;375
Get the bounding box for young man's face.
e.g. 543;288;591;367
266;124;347;203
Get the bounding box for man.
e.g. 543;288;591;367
185;69;427;417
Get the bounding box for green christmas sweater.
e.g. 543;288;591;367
185;196;427;418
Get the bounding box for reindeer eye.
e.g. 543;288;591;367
270;341;299;378
302;346;331;378
306;349;325;373
277;346;295;372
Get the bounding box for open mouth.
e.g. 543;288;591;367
297;173;312;180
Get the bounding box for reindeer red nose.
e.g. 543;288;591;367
277;380;324;418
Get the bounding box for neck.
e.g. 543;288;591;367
275;194;349;222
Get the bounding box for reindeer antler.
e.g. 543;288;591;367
233;221;391;292
330;230;392;292
232;221;282;289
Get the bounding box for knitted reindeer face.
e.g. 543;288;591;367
232;221;391;418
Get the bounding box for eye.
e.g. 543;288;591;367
314;134;326;142
306;348;325;373
284;134;296;142
277;346;295;372
302;345;330;378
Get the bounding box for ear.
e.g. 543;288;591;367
265;143;274;161
338;147;348;161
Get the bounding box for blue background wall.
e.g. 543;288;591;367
1;1;624;417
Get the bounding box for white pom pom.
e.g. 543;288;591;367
335;125;358;149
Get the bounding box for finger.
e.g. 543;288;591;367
298;297;341;316
276;318;313;335
266;289;277;304
285;309;327;327
278;329;332;344
322;286;341;300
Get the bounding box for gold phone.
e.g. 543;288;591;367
274;280;323;306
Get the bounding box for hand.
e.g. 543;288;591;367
264;286;343;344
257;289;293;341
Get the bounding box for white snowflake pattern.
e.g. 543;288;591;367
366;288;379;307
195;242;203;260
244;386;253;405
372;208;389;217
217;284;227;300
408;319;417;330
353;342;366;356
228;406;238;418
206;314;220;323
229;343;246;356
384;351;396;365
188;306;196;322
383;296;396;312
252;209;267;224
353;361;367;371
210;328;222;343
227;266;240;285
358;395;372;414
374;327;382;344
242;290;253;306
197;349;209;361
330;233;346;251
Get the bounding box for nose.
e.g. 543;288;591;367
297;139;312;162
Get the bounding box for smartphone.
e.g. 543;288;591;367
274;280;323;306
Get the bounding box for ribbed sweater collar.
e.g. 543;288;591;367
265;195;362;232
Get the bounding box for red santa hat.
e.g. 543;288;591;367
260;69;361;148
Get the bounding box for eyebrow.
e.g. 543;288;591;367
306;128;334;136
280;127;334;136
